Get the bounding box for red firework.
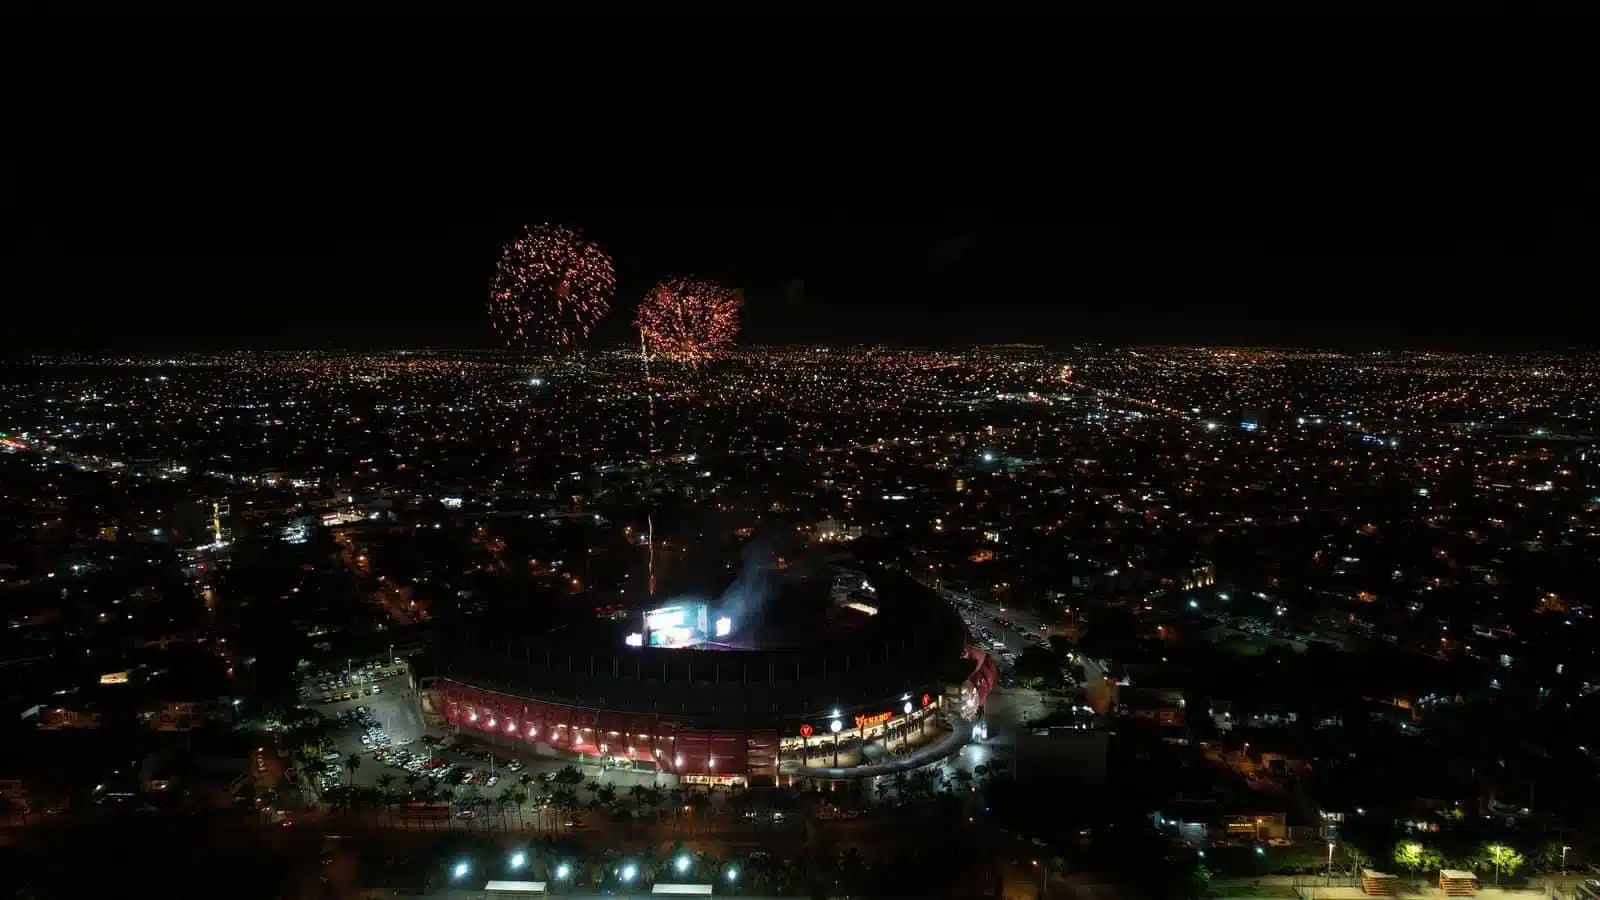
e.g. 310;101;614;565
635;277;742;365
488;223;616;350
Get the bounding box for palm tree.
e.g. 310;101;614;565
506;788;528;830
402;772;420;797
581;780;601;802
376;773;395;794
550;787;579;829
629;784;650;813
344;754;362;788
686;791;710;817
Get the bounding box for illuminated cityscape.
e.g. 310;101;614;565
2;344;1599;898
4;88;1596;897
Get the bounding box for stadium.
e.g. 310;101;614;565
419;560;997;786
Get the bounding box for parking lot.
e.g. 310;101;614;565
300;661;669;820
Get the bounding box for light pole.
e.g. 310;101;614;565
1563;844;1571;876
1327;841;1336;884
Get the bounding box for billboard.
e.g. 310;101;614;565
643;604;709;648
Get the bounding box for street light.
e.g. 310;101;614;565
510;851;526;870
676;854;691;873
1563;845;1572;875
1327;841;1335;881
555;863;571;880
452;861;471;880
726;867;739;883
621;863;637;883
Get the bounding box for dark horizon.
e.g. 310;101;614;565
6;139;1597;354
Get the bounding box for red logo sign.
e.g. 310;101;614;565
922;693;932;707
799;724;813;738
854;711;894;730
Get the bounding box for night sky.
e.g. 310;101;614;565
5;142;1596;353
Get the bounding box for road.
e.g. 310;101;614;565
933;583;1116;715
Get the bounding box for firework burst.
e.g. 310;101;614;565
635;277;743;365
488;223;616;350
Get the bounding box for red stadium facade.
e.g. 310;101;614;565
436;678;775;780
422;566;997;784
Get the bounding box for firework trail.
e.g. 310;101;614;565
634;278;740;594
634;277;742;366
641;327;658;595
487;223;616;350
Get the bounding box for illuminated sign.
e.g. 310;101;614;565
714;616;732;638
922;693;932;707
646;606;686;631
799;724;813;738
854;711;893;730
99;671;130;685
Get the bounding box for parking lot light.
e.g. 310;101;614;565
621;863;637;883
510;851;526;870
452;861;471;880
676;854;691;873
556;863;571;880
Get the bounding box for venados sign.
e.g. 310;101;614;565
853;711;893;730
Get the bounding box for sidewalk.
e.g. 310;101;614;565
781;717;972;780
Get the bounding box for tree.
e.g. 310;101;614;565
376;773;395;793
1347;845;1370;879
1479;844;1524;886
686;791;710;817
1531;841;1571;873
1013;646;1062;688
506;788;528;829
344;754;361;788
628;784;650;813
1394;841;1441;875
952;769;975;793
